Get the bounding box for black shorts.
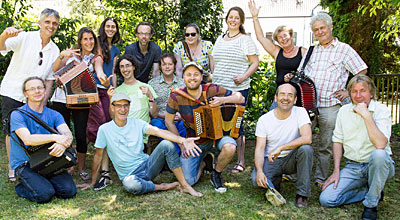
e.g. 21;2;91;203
1;96;24;135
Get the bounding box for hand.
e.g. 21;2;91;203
334;90;349;102
256;171;268;188
268;147;281;162
353;102;370;118
1;27;23;39
98;74;112;87
48;143;66;157
59;48;80;59
54;134;72;148
284;73;293;82
182;137;201;158
209;96;225;107
174;112;182;121
233;74;246;86
139;86;153;100
248;0;261;18
76;183;93;190
321;170;340;191
107;86;115;98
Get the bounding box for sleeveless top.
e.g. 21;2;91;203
275;47;303;86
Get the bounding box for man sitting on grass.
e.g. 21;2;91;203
251;83;313;207
320;75;394;220
77;93;202;197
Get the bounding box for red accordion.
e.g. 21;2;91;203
55;62;99;109
193;105;245;140
290;71;318;120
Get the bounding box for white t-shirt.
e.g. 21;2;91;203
255;106;311;157
0;31;59;102
51;54;95;103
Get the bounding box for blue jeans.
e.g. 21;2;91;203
181;136;237;186
15;164;76;203
320;149;395;208
150;118;186;154
122;140;181;195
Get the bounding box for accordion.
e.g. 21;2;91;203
193;105;245;140
28;143;77;177
290;71;318;120
55;61;99;109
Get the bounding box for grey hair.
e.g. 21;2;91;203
310;12;332;27
347;74;377;100
40;8;60;21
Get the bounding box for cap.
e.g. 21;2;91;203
182;61;204;74
110;93;131;104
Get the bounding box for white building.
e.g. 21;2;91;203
222;0;323;58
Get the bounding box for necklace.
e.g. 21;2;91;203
283;45;295;54
227;31;240;38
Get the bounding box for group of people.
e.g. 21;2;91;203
0;1;394;219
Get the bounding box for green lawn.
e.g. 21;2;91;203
1;134;399;219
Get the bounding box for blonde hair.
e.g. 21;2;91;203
347;75;377;100
273;26;293;42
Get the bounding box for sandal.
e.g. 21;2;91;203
94;170;113;191
231;163;245;173
79;171;90;181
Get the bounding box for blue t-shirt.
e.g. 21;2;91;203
10;104;66;169
94;45;121;87
95;118;149;180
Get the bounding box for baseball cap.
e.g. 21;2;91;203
110;93;131;104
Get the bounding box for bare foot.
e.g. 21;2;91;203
156;182;180;191
8;169;16;182
178;185;203;197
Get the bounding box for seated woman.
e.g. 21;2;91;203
173;23;214;82
50;27;104;181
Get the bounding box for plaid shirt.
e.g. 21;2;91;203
298;38;367;107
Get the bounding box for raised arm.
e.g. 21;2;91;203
248;0;280;59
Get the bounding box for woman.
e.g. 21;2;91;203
173;23;214;81
51;27;103;181
85;18;121;189
249;0;306;109
212;6;259;173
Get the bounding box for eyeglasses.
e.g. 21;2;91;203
112;103;130;109
25;86;45;93
137;32;152;37
185;33;197;37
38;51;43;66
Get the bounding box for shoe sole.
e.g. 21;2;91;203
210;180;227;193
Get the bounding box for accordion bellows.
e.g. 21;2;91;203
193;105;245;140
56;62;99;108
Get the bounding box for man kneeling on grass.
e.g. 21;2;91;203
77;93;202;197
251;83;313;207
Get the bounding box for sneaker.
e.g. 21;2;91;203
265;185;286;206
94;171;113;191
362;207;378;220
210;169;227;193
203;153;214;174
295;194;308;208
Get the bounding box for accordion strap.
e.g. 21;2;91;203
299;46;314;73
182;41;193;62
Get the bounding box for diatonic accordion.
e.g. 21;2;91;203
290;71;318;120
55;61;98;109
193;105;245;140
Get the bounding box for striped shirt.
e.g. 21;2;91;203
212;35;259;91
166;84;232;144
298;38;367;107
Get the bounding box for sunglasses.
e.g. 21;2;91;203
185;32;197;37
38;51;43;66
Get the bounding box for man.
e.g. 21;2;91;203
148;53;186;153
10;77;76;203
251;83;313;207
165;62;245;193
320;75;394;220
124;21;161;83
290;12;368;187
77;93;202;197
0;8;60;182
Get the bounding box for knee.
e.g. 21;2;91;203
222;143;236;156
298;145;313;155
159;140;176;153
319;189;338;208
35;187;55;203
58;183;77;199
123;175;142;194
370;149;389;165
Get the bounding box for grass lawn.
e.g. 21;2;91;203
0;133;399;219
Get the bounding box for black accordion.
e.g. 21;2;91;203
290;71;318;120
